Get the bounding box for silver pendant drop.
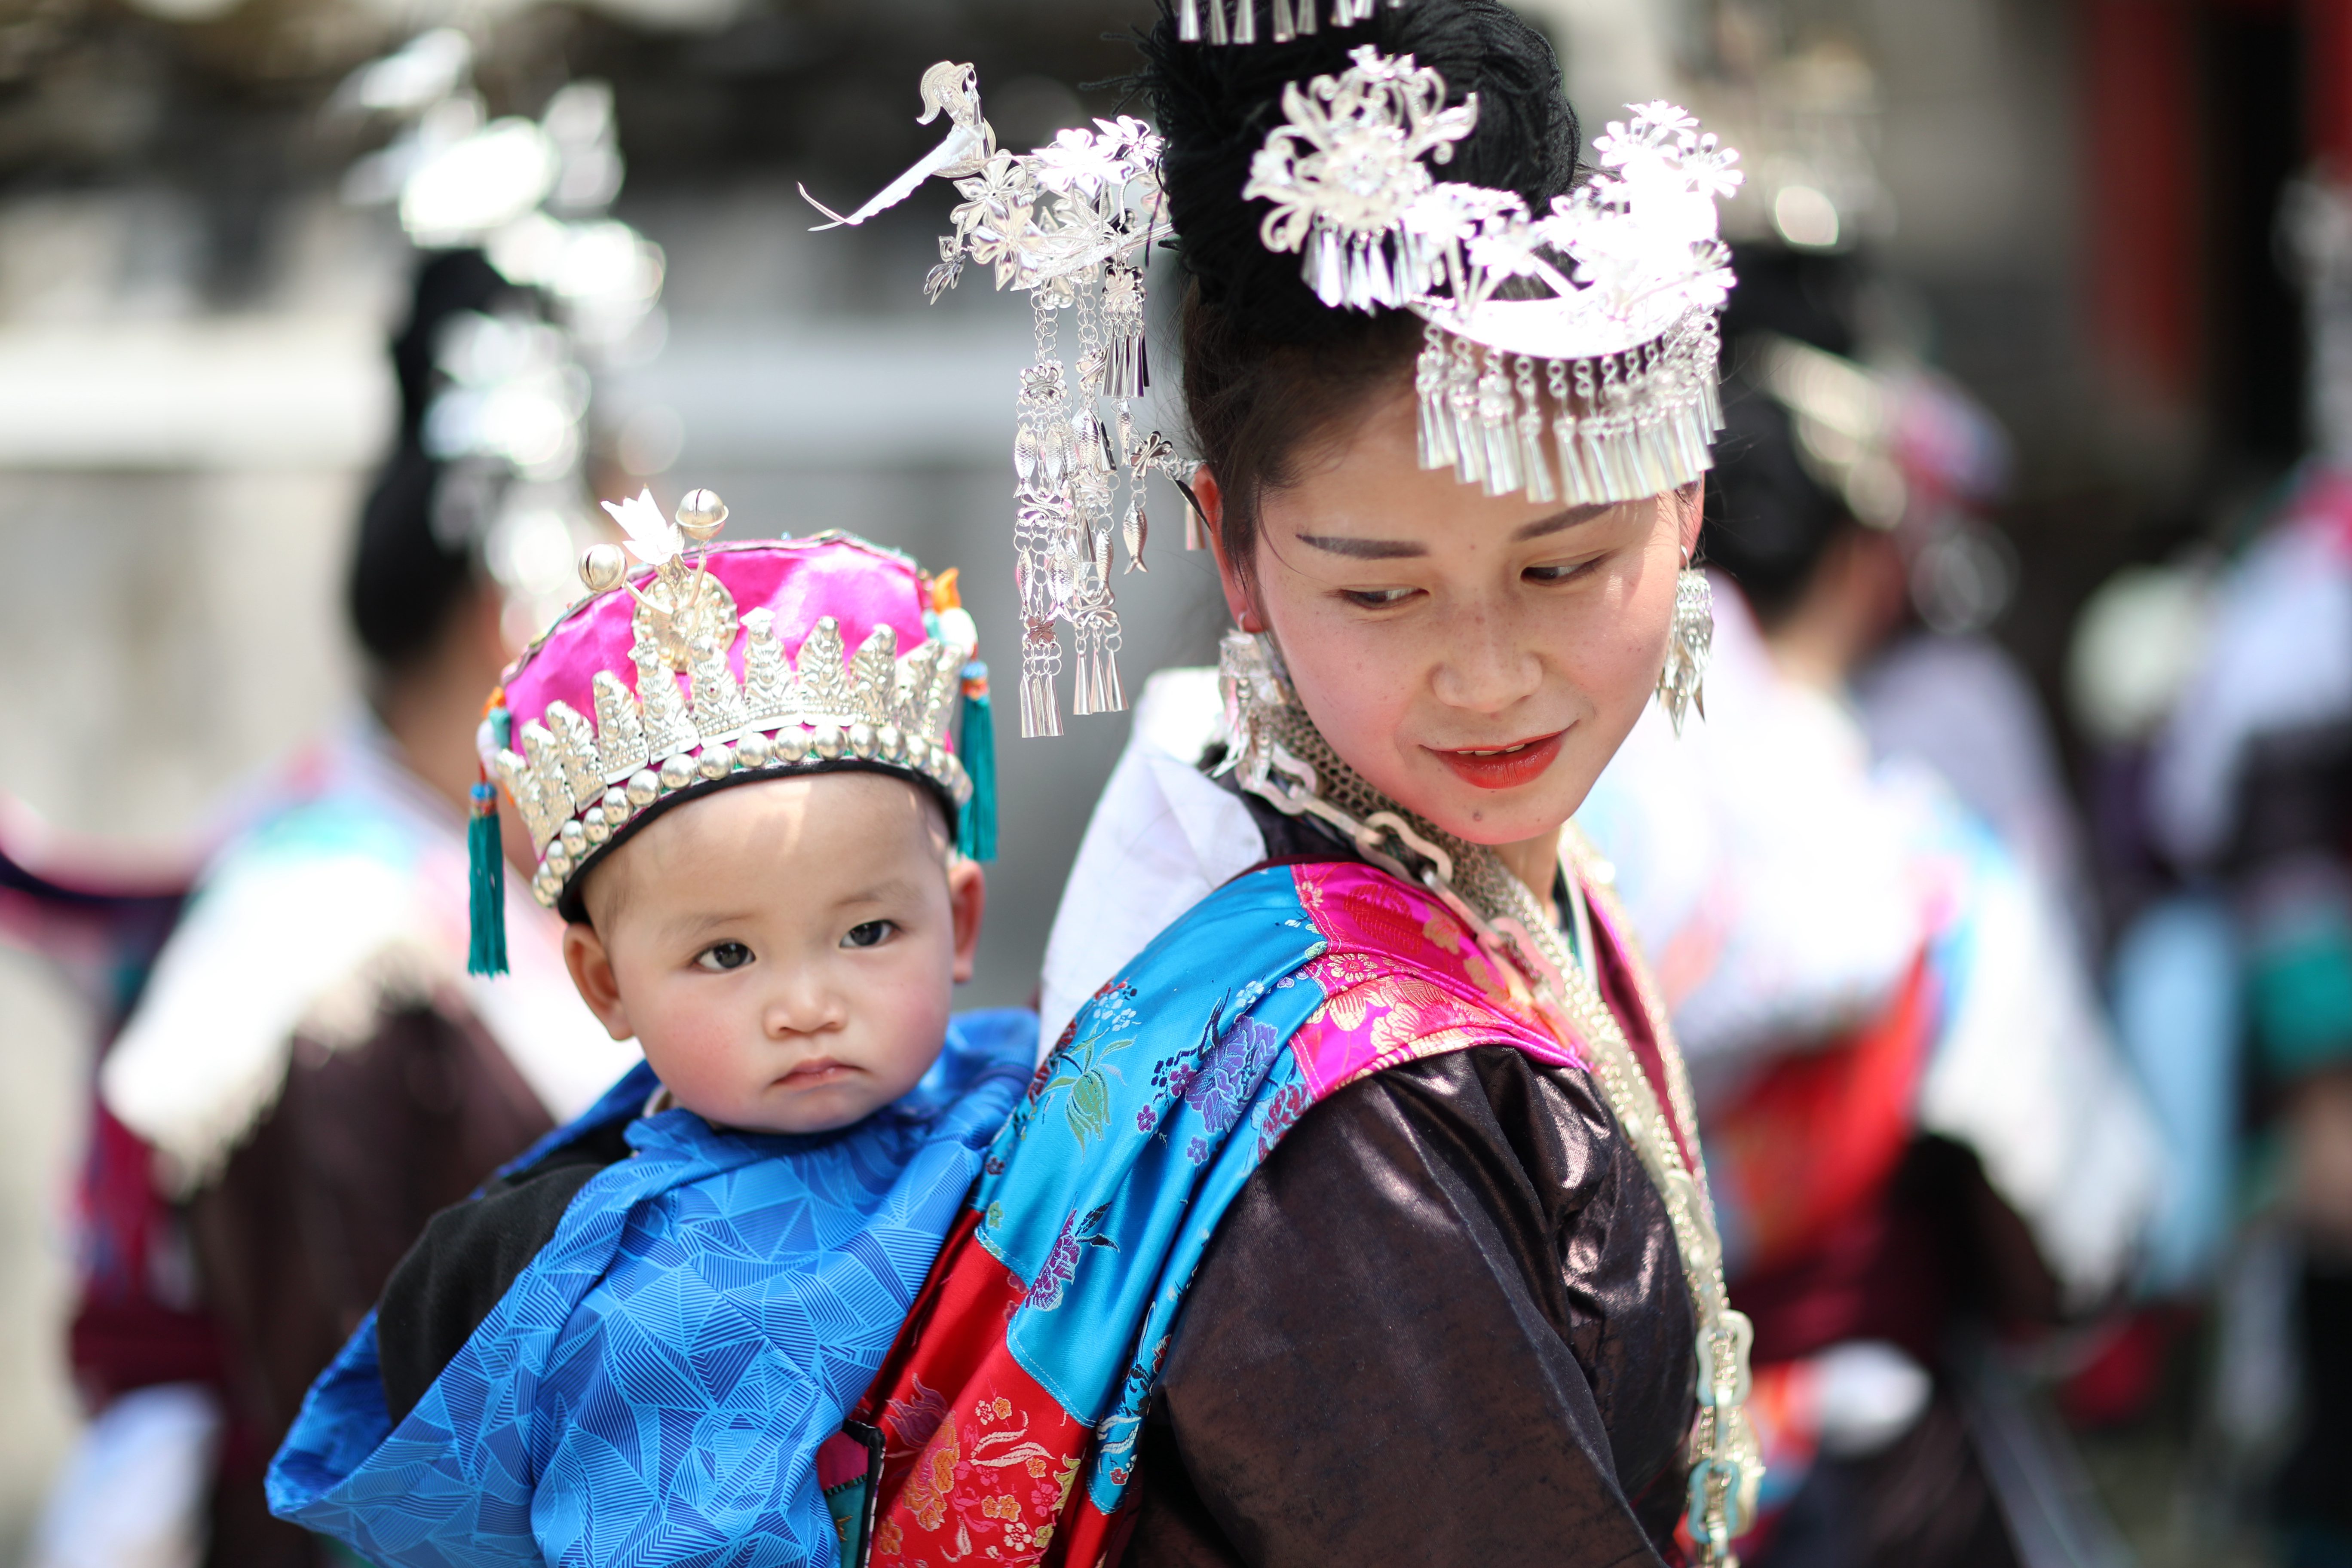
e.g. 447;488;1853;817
1656;567;1712;736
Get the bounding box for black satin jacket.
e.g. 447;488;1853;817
1122;797;1698;1567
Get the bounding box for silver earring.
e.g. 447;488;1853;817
1656;566;1712;735
1216;628;1295;782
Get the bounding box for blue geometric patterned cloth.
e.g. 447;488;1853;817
266;1009;1037;1568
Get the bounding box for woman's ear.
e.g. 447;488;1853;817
946;859;987;984
562;921;636;1041
1676;478;1706;560
1195;466;1265;634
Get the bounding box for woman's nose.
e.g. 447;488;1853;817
1428;607;1544;714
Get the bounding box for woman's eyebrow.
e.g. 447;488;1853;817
1294;503;1612;558
1513;503;1612;541
1294;533;1428;559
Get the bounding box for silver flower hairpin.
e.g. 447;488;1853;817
804;74;1185;739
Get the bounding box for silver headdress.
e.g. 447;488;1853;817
805;73;1183;739
1246;49;1741;507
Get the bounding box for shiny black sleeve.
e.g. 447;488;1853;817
1126;1046;1696;1568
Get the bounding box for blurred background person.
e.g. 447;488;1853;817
6;243;646;1565
1577;237;2158;1568
0;29;682;1560
2051;168;2352;1566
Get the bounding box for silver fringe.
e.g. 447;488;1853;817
1413;311;1724;508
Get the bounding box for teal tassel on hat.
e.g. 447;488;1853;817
467;782;509;976
957;662;998;862
468;702;511;977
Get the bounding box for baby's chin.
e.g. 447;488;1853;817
678;1073;906;1136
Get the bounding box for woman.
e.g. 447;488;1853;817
840;5;1759;1565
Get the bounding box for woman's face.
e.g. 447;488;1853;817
1207;387;1701;851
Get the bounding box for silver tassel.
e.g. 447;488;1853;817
1014;326;1073;736
1014;615;1057;733
1272;0;1295;38
1516;358;1556;505
1578;418;1616;503
1096;624;1126;713
1627;353;1671;496
1597;415;1634;500
1207;0;1229;45
1447;338;1484;488
1179;0;1201;40
1232;0;1256;43
1295;0;1317;30
1477;352;1514;500
1311;226;1343;304
1478;350;1522;497
1415;325;1455;471
1553;411;1589;503
1102;265;1147;399
1070;621;1096;717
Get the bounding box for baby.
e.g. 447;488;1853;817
269;502;1035;1568
563;761;985;1136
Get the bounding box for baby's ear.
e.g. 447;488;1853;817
562;922;636;1041
946;858;986;984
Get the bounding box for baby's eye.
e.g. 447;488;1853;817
842;920;895;950
695;941;754;972
1340;586;1420;609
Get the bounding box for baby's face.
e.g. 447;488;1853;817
562;771;984;1135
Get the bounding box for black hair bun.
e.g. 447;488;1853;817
1142;0;1581;346
348;249;517;671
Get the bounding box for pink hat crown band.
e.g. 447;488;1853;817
484;493;978;910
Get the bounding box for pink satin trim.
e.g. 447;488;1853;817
1285;861;1586;1100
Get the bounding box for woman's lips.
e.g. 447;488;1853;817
1427;730;1565;790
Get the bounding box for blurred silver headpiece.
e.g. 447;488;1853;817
333;29;668;634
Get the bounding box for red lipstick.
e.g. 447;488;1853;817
1427;730;1565;790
